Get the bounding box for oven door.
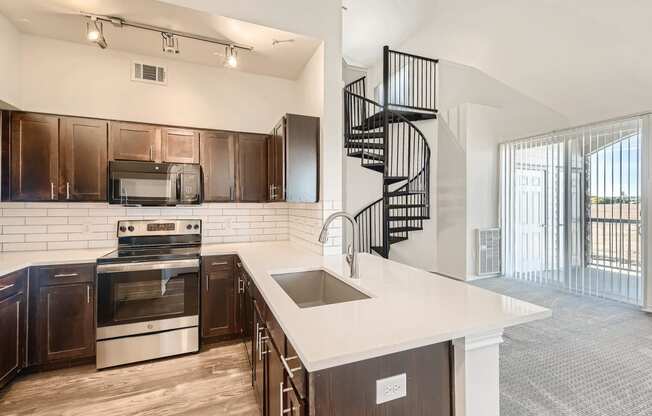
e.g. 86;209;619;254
96;259;199;336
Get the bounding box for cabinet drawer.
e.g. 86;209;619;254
0;269;27;301
203;255;234;272
35;263;95;286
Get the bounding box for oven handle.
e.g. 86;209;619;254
97;259;199;274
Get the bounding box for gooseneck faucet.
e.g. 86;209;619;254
318;211;359;279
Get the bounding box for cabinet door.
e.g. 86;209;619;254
285;114;319;203
201;268;236;338
253;306;266;411
162;127;200;164
201;131;235;202
267;339;285;416
109;121;160;162
0;292;25;390
38;283;94;363
237;133;268;202
59;117;108;201
11;113;59;201
267;120;285;202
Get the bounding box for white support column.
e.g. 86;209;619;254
452;329;504;416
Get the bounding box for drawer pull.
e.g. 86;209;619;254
0;284;15;292
280;355;301;378
211;261;229;266
280;382;296;415
53;273;79;278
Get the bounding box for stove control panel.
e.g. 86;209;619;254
116;219;201;237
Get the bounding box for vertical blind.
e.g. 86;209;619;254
500;115;647;305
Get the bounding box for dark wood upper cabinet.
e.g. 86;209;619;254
237;133;268;202
201;256;237;339
267;119;285;202
285;114;319;203
59;117;108;201
266;114;319;203
109;121;161;162
10;113;59;201
201;131;236;202
37;282;94;363
162;127;200;164
0;269;27;390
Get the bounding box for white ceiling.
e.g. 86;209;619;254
342;0;438;67
0;0;321;80
343;0;652;125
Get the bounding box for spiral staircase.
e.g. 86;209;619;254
345;46;438;258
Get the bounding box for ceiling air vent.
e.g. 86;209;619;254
132;62;167;85
477;227;501;276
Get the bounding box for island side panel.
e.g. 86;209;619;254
452;329;504;416
307;341;453;415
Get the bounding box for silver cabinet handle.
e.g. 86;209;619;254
86;286;90;304
211;261;229;266
50;182;55;200
280;355;301;378
256;322;260;361
0;284;15;292
205;275;209;292
260;336;270;358
53;273;79;278
66;182;70;200
280;382;295;414
149;145;153;161
229;185;233;201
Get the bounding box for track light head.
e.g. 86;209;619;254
162;32;180;54
86;17;107;49
224;45;237;68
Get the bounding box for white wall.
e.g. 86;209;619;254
161;0;344;255
0;13;21;109
19;35;304;134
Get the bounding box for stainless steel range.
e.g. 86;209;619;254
95;219;201;369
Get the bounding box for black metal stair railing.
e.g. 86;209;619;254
344;46;437;258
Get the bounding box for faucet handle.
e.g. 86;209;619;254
345;243;353;265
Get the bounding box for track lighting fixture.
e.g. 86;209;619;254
86;17;107;49
81;13;253;66
161;32;180;54
224;45;237;68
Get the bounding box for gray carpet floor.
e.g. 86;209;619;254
473;277;652;416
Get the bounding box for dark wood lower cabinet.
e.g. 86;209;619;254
38;283;95;363
0;269;27;390
201;256;238;340
29;264;96;367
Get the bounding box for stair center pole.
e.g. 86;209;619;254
382;45;390;258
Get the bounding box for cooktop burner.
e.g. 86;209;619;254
98;219;202;264
98;245;201;264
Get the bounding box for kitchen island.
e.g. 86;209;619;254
0;241;549;415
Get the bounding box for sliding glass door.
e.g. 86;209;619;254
500;115;646;305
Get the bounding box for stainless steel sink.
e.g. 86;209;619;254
271;269;370;309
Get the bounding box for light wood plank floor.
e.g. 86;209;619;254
0;341;259;416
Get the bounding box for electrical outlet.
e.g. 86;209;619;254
376;373;406;404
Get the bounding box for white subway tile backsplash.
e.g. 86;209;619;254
47;224;87;233
3;209;48;217
3;225;47;234
26;217;68;225
0;202;301;252
0;217;26;226
47;208;89;217
48;241;89;250
3;242;47;251
68;216;109;225
25;233;68;242
0;234;25;243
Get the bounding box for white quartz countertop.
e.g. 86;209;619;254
0;242;550;372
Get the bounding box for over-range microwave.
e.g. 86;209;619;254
108;161;202;206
